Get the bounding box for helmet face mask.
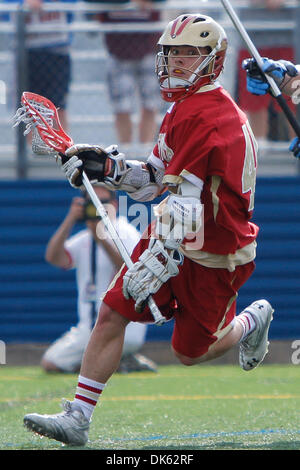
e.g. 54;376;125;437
156;14;228;102
156;45;216;94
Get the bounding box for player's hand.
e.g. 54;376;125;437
59;144;113;188
242;57;298;95
289;137;300;159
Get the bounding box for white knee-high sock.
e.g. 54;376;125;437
73;375;106;421
235;311;256;342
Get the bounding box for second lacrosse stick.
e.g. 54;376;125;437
220;0;300;139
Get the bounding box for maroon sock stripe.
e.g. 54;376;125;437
78;382;104;394
75;394;97;406
240;315;251;330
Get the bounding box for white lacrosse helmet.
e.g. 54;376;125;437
156;14;228;102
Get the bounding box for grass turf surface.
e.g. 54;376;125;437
0;364;299;450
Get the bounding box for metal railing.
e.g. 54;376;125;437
0;0;299;178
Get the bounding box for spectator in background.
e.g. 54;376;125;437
86;0;165;147
41;186;157;374
5;0;74;131
237;0;295;142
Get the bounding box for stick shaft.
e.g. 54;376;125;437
82;172;166;326
82;172;134;268
220;0;300;138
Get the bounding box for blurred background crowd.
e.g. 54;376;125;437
1;0;300;177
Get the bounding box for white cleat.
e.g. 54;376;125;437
24;400;89;446
239;299;274;371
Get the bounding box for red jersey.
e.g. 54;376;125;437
148;84;259;261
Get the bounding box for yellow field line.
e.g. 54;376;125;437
102;394;300;401
0;376;32;381
0;374;209;381
0;393;299;404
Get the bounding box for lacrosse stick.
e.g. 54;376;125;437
12;92;167;326
220;0;300;139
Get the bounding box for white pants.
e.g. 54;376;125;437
42;321;147;373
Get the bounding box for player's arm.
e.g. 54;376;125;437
242;57;300;96
59;144;165;202
122;178;204;312
242;58;300;160
45;197;84;268
153;178;203;250
280;65;300;96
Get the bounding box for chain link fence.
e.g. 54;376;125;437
0;0;300;179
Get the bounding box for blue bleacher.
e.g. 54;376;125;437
0;177;299;344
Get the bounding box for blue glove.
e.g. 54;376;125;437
242;58;298;96
289;137;300;159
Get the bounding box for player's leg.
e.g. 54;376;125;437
24;303;130;445
139;108;157;143
106;56;135;143
23;236;169;445
115;112;133;143
138;54;160;143
119;322;157;373
237;299;274;370
23;298;165;445
174;298;273;367
172;321;243;366
79;303;129;383
170;261;273;369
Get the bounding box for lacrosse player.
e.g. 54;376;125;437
24;14;274;446
242;57;300;158
41;186;157;374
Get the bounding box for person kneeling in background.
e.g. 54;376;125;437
41;187;157;374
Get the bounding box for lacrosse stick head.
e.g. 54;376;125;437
12;92;73;155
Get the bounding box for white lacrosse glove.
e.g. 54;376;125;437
102;144;128;189
122;237;183;313
103;145;160;199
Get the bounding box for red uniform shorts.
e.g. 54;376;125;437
237;46;295;113
103;232;255;359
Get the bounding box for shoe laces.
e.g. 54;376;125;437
61;399;74;415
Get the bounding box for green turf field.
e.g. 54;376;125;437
0;364;299;450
